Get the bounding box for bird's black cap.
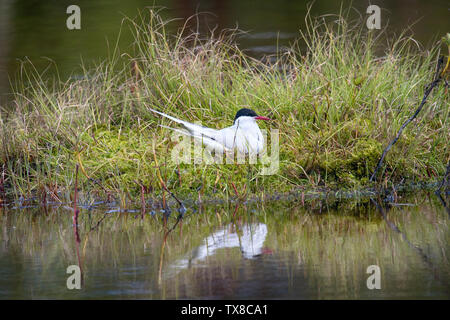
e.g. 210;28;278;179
234;108;258;123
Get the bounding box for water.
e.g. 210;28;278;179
1;192;448;299
1;0;450;104
1;0;449;299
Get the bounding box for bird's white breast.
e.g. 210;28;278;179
218;117;265;154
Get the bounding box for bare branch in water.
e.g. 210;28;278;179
370;56;447;182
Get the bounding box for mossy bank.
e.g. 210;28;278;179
0;10;448;204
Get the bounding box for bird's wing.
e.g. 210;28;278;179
159;125;231;153
217;126;251;152
149;107;219;141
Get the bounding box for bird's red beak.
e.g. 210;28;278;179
254;116;270;121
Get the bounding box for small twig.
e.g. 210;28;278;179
158;230;169;285
73;165;80;231
230;181;239;197
0;164;5;205
166;213;183;234
232;202;240;218
435;162;450;218
158;205;186;284
370;197;445;286
152;139;186;210
370;57;445;182
72;164;84;284
88;212;109;232
435;192;450;218
435;162;450;194
137;182;146;220
161;187;168;228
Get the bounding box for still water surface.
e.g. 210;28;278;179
0;192;448;299
1;0;450;104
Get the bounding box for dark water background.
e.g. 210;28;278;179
1;0;450;104
0;192;449;299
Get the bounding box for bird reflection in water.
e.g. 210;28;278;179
165;222;270;277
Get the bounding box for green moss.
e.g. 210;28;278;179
318;138;382;185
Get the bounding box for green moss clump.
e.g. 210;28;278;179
318;138;382;185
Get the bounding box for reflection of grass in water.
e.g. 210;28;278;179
0;193;448;299
267;200;449;298
161;198;449;299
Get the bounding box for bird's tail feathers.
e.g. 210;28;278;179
159;125;231;153
149;107;216;137
148;107;184;124
159;124;190;136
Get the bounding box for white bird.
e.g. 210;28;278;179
148;107;270;154
165;223;269;277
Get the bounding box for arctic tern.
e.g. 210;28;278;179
149;107;270;154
